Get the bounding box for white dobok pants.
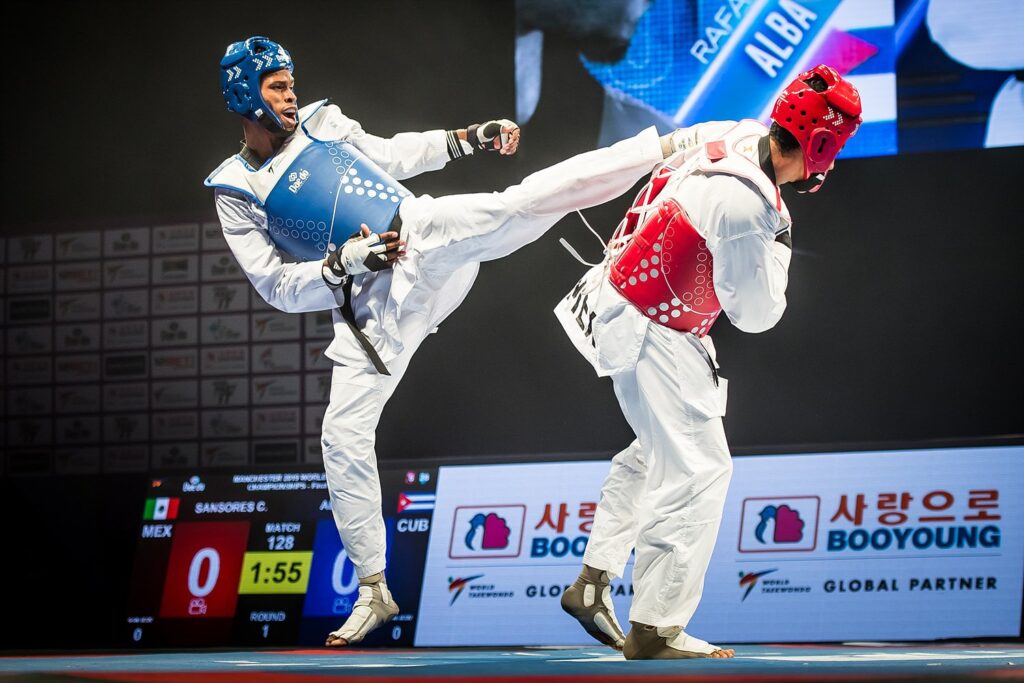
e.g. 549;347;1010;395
583;324;732;628
321;129;664;577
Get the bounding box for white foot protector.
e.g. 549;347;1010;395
660;626;723;655
325;572;399;646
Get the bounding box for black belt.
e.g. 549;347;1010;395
337;211;404;376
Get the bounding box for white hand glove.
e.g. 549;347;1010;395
322;228;392;287
468;118;520;154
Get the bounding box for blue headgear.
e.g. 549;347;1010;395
220;36;294;128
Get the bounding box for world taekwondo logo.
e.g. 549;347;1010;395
739;497;820;553
738;569;776;601
447;574;484;605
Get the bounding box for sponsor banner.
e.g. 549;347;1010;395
152;442;200;470
151;348;198;378
252;312;301;341
55;323;101;353
104;413;150;443
9;296;53;323
104;289;149;318
151;317;198;348
7;418;54;447
202;409;250;439
55;293;99;321
200;377;249;408
251;375;301;406
56;354;103;383
152;411;200;441
201;346;249;375
201;252;243;282
153;223;200;254
55;448;101;475
8;265;53;294
104;382;150;412
200;222;227;252
103;352;149;380
416;447;1024;646
103;320;150;350
152;285;199;315
104;445;150;473
7;235;53;263
8;325;52;355
104;228;150;257
201;440;250;468
200;282;249;313
304;310;335;339
8;356;53;385
304;372;331;403
6;450;52;476
252;406;301;437
200;313;249;345
252;343;302;373
304;341;331;370
54;262;100;290
55;416;101;444
103;257;150;288
8;387;52;415
55;261;102;291
55;384;101;414
252;440;300;465
151;380;199;410
304;404;326;436
56;232;102;261
151;254;199;285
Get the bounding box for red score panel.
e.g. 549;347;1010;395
159;521;250;618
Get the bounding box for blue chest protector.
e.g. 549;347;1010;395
206;135;411;262
264;140;411;260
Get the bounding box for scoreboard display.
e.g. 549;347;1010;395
126;467;437;647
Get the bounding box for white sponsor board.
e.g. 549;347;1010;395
152;254;199;284
56;232;102;261
7;235;53;263
104;228;150;257
103;258;149;288
200;282;249;313
55;262;102;291
415;447;1024;646
153;223;200;254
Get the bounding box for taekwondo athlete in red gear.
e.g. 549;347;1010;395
555;65;862;659
206;36;684;647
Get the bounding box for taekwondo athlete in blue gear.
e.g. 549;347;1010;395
207;35;673;647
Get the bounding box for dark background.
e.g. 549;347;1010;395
3;0;1022;648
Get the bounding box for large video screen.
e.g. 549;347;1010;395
418;445;1023;644
127;445;1022;647
516;0;1023;155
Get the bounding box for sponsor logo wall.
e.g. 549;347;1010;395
2;225;336;475
415;446;1024;645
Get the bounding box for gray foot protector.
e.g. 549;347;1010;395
325;572;400;646
560;565;626;650
623;623;732;660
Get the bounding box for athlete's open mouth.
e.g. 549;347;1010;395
282;108;298;124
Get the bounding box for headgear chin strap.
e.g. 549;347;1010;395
771;64;862;192
220;36;294;129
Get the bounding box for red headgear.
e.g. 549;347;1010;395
770;64;862;191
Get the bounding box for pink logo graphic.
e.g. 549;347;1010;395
465;513;511;550
449;505;526;560
755;504;805;544
739;496;820;553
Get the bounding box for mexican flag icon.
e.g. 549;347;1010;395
144;497;180;521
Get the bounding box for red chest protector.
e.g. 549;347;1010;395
608;165;722;337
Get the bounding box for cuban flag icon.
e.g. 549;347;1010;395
397;492;436;514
